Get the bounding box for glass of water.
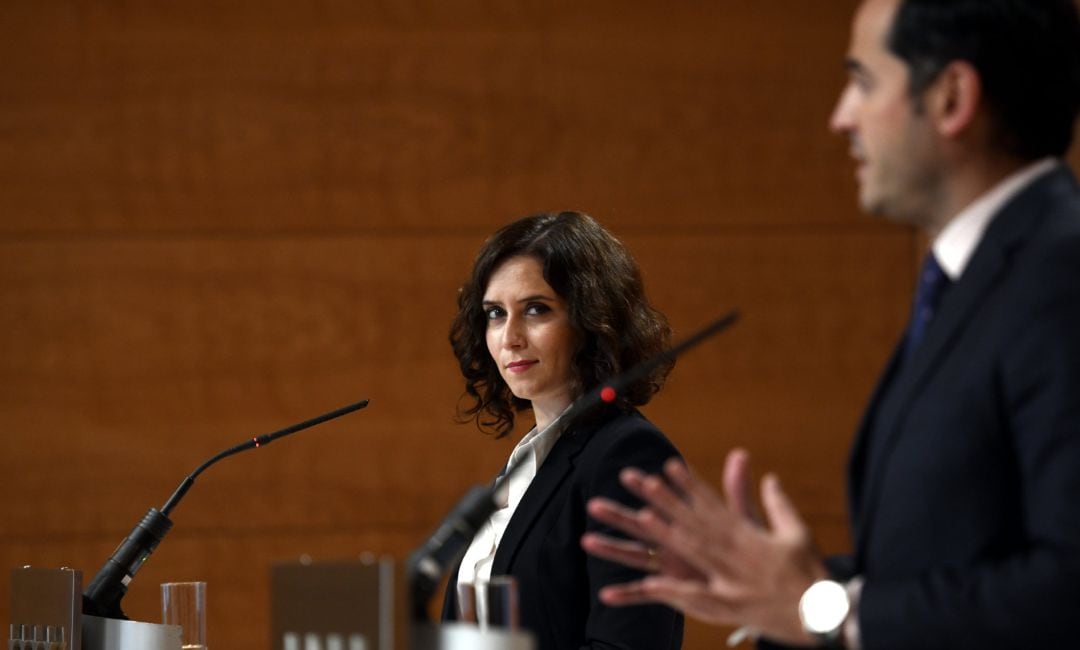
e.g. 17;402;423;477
479;576;519;631
162;581;207;650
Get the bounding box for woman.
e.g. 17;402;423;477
443;211;684;649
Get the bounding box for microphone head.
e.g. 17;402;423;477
405;486;498;621
83;507;173;619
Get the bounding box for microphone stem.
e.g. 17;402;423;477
160;399;369;516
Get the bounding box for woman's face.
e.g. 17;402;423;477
483;254;579;422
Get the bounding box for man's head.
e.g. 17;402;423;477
889;0;1080;161
830;0;1080;227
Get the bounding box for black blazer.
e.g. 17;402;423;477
441;408;684;650
839;164;1080;649
760;164;1080;650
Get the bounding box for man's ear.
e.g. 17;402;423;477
926;60;982;138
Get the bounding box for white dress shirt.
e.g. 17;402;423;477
932;158;1056;280
454;411;567;622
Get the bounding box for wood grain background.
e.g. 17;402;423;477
2;1;1077;648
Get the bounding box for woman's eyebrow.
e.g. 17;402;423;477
482;294;555;305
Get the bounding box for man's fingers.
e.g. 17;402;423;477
599;576;735;627
580;532;654;572
597;579;655;607
721;448;762;523
638;472;698;522
620;467;685;521
619;467;648;495
760;473;807;539
587;497;655;541
664;458;726;513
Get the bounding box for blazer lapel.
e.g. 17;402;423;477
490;427;590;576
852;165;1071;554
847;338;905;535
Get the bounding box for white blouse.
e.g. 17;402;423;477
456;413;566;592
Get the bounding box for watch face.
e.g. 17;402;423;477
799;580;850;634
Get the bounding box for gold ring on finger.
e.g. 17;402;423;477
646;546;660;572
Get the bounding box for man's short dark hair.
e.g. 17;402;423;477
888;0;1080;160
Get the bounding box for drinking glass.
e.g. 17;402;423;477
455;582;478;624
161;581;207;650
479;576;519;631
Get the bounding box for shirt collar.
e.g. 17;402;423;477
932;158;1057;280
501;406;570;484
510;408;567;467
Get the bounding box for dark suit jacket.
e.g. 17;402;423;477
837;164;1080;649
441;408;684;650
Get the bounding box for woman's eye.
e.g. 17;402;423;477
485;306;505;320
526;302;551;316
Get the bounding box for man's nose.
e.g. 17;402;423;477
829;83;858;134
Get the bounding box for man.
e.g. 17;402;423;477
581;0;1080;647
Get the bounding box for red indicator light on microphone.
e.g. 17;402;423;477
600;386;616;403
253;437;261;448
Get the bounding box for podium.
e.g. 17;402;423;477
10;564;536;650
9;567;82;650
267;557;536;650
8;567;180;650
270;556;395;650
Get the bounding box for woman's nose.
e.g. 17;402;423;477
503;314;526;348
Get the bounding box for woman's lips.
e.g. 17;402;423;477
507;360;538;373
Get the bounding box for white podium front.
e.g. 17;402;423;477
438;623;535;650
410;623;535;650
82;616;181;650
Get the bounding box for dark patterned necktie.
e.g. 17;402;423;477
903;252;951;360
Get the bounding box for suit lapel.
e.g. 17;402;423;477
490;425;590;576
847;339;905;535
851;165;1071;554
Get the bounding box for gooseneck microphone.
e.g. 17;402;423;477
405;310;739;622
82;398;370;620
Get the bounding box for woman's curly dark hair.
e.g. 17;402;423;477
450;211;673;438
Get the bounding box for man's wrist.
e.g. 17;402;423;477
798;579;853;648
842;576;863;650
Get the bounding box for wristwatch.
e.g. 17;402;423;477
798;579;850;647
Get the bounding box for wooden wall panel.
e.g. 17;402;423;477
2;1;1077;649
0;1;859;236
629;229;913;522
0;229;907;649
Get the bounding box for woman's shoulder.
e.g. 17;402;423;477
590;407;662;435
566;408;681;500
576;408;680;469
